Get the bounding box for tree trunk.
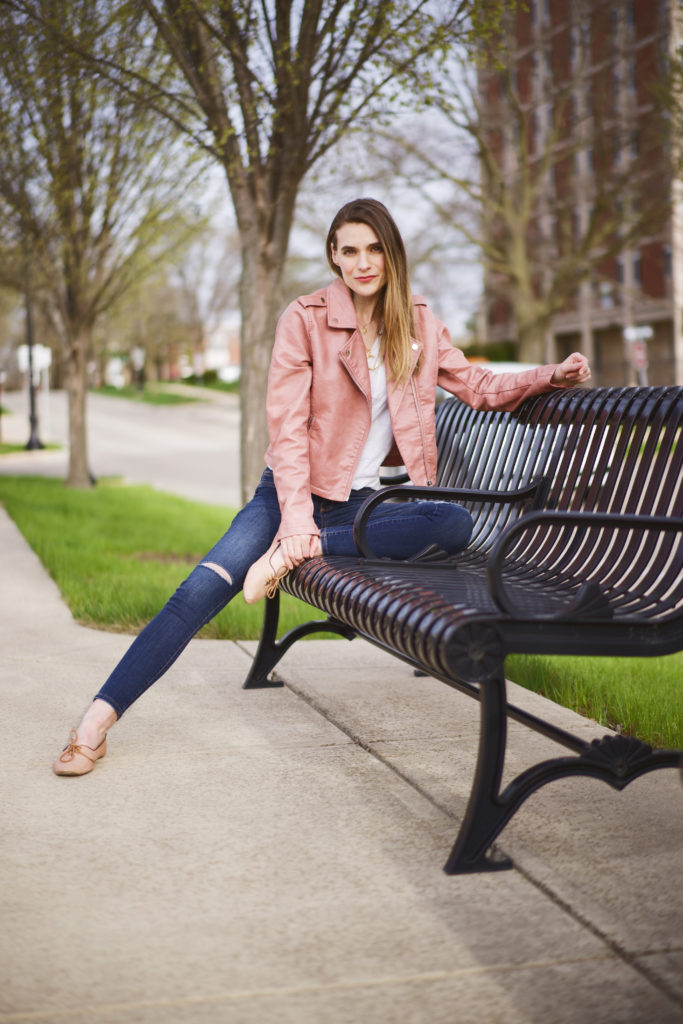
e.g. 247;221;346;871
64;330;93;488
516;323;547;364
238;242;287;503
513;291;550;364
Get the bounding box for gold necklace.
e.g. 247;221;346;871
365;337;381;372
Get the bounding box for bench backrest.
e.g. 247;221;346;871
435;386;682;553
436;387;682;629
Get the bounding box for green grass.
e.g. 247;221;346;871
0;442;61;454
0;475;328;640
1;442;32;455
92;384;201;405
0;474;680;748
506;653;682;749
174;375;240;393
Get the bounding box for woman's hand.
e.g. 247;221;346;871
279;533;322;569
551;352;591;387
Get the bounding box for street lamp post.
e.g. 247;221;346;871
24;259;44;450
0;369;5;445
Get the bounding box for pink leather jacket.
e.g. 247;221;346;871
265;278;560;540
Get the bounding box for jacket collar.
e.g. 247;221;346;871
327;275;423;385
325;277;360;329
325;277;424;350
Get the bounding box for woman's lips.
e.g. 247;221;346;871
355;276;375;283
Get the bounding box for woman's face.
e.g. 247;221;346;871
331;222;386;303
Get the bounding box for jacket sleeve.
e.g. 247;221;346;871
266;302;320;541
434;320;561;410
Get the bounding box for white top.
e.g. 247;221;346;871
352;337;394;490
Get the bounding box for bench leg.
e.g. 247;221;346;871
242;592;286;688
442;661;682;873
243;591;356;689
443;668;514;874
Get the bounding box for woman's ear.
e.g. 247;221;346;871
330;244;339;267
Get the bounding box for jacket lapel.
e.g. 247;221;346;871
338;331;371;400
387;339;423;419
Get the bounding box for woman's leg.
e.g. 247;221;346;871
242;495;473;602
321;498;474;559
53;471;281;773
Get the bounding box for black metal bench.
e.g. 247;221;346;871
243;386;683;874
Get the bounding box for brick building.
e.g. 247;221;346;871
480;0;683;385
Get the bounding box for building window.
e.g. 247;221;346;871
625;0;635;32
599;282;614;308
664;245;672;277
627;59;636;97
580;15;591;50
545;47;553;80
569;90;581;124
612;63;620;94
633;252;642;288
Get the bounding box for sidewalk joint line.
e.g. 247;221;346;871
0;953;627;1022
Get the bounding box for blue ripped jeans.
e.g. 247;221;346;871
96;469;473;716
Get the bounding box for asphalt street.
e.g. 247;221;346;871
1;384;242;507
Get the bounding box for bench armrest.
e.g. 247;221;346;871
487;510;683;618
353;478;548;559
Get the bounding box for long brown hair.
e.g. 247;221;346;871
326;198;416;385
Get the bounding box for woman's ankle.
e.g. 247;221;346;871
76;699;118;747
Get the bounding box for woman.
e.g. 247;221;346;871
53;198;590;776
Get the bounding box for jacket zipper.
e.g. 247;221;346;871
410;376;433;486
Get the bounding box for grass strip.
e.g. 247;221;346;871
1;443;61;454
171;376;240;394
0;475;333;641
0;475;679;748
506;653;681;750
92;385;201;405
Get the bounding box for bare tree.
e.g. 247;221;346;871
113;0;484;499
105;220;242;383
374;10;672;362
0;0;205;485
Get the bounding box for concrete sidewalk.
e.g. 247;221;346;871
1;506;682;1023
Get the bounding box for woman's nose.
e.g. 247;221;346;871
357;249;370;268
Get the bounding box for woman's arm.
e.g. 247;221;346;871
550;352;591;385
266;303;321;545
433;319;590;411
